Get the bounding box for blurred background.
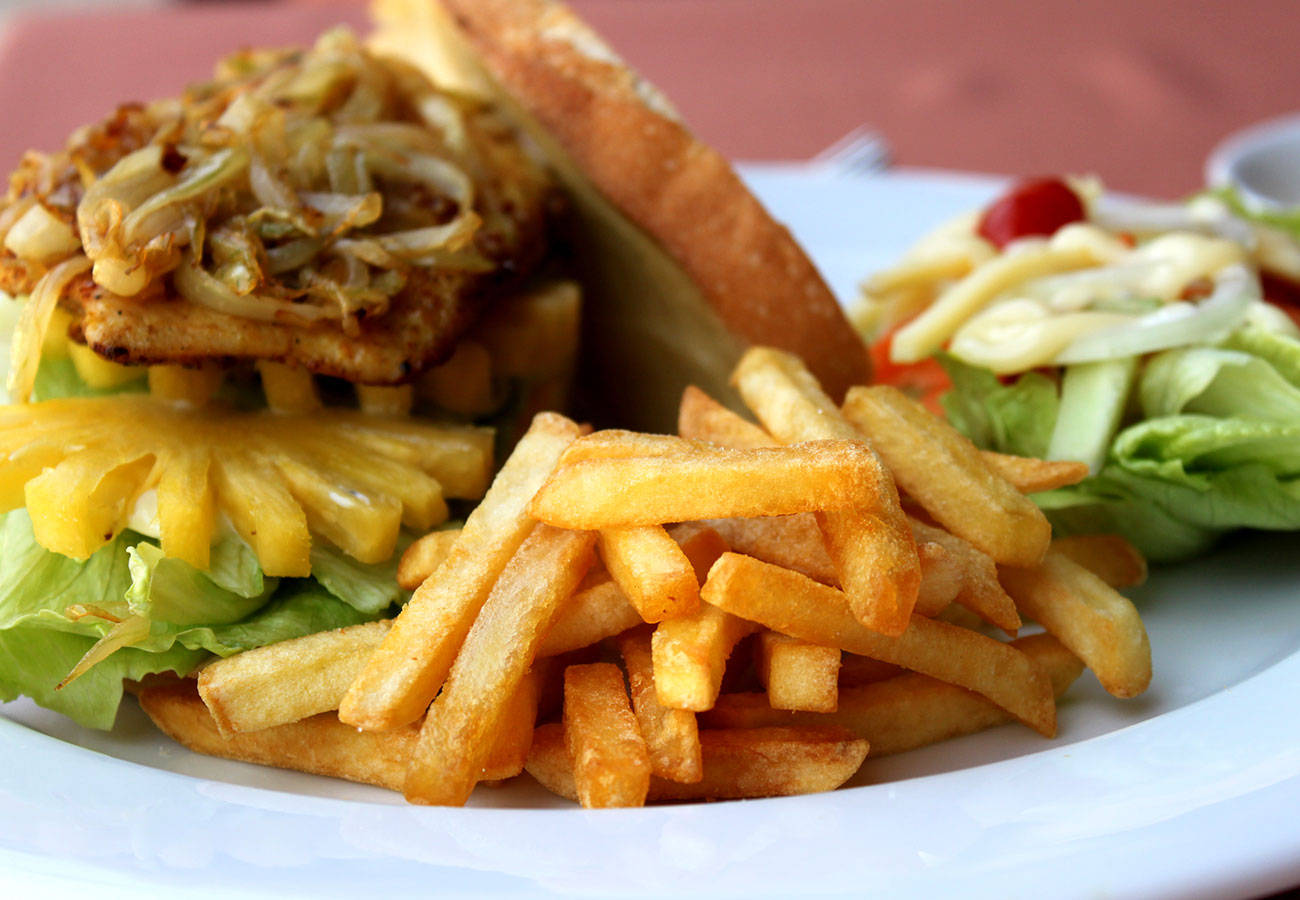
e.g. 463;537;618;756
0;0;1298;198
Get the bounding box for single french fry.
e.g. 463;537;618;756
140;679;416;791
652;601;760;712
701;553;1056;735
702;634;1083;756
704;515;962;619
144;676;549;792
482;663;549;782
538;569;642;657
198;621;392;737
396;528;462;591
756;631;840;713
563;662;651;808
999;549;1152;698
731;347;920;637
910;517;1022;634
403;524;596;805
702;514;837;585
666;522;731;582
530;439;888;529
526;723;867;803
598;525;700;622
843;384;1052;568
617;628;702;783
838;654;904;688
340;412;581;732
1051;534;1148;589
557;429;688;464
677;385;776;449
980;451;1090;494
913;540;964;616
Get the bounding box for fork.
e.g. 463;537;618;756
812;126;893;176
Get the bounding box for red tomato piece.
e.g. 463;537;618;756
870;331;952;416
1261;272;1300;329
977;177;1086;249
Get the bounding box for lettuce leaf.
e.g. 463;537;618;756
938;353;1059;459
0;510;382;729
939;329;1300;560
309;536;411;616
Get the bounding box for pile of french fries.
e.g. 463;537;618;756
137;347;1152;808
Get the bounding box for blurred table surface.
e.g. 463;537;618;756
1;0;1299;200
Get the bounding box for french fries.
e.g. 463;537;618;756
755;631;841;713
396;528;462;591
404;524;596;805
999;549;1152;698
529;439;897;528
677;384;775;449
702;634;1083;756
135;343;1154;810
617;628;702;783
701;552;1057;735
340;412;581;732
731;347;920;637
198;620;392;736
841;384;1052;567
597;525;700;622
651;601;759;711
141;679;417;791
1051;534;1148;589
563;662;652;807
142;671;554;791
537;569;642;657
526;722;868;802
981;452;1090;494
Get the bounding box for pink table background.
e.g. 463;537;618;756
1;0;1299;199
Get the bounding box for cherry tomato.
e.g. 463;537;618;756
1261;272;1300;329
977;177;1086;249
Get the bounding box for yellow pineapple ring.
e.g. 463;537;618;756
0;396;493;576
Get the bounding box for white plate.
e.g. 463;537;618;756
3;166;1299;900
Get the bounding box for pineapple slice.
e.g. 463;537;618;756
356;383;413;416
25;448;156;559
156;449;213;571
0;395;494;576
148;364;225;407
69;342;147;390
211;451;312;577
256;361;321;415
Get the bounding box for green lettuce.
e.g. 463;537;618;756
939;329;1300;560
0;510;388;728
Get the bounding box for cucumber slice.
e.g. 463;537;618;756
1046;357;1138;473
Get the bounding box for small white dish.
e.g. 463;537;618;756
1206;113;1300;209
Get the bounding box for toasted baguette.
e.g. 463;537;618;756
369;0;870;430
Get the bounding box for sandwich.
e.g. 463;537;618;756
0;0;868;728
856;175;1300;560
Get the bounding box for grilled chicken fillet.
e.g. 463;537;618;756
0;28;553;388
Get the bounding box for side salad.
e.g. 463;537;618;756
855;177;1300;561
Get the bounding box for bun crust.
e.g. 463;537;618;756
371;0;870;428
